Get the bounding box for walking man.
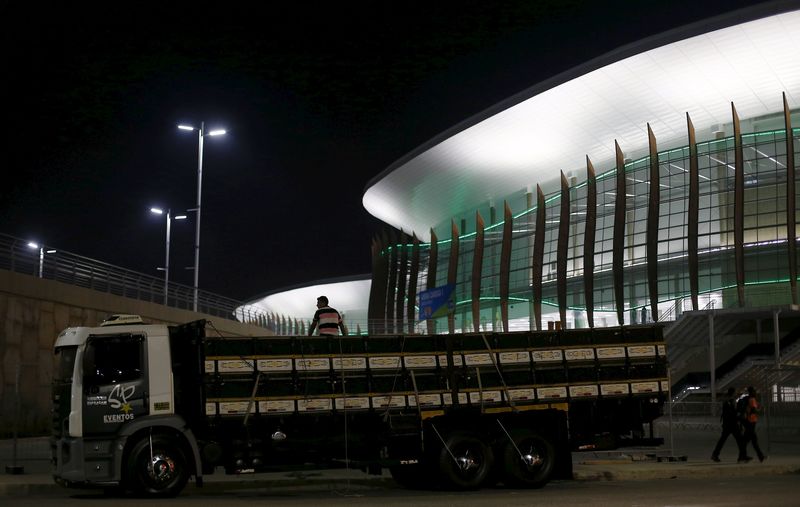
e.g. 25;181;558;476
711;386;743;462
739;385;766;463
308;296;348;336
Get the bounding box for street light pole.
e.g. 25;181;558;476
27;242;56;278
178;121;226;313
193;121;204;312
151;208;186;305
164;209;173;304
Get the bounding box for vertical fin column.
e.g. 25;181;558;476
499;202;513;332
646;124;660;321
732;103;745;307
395;231;409;329
386;229;399;331
613;141;627;325
584;158;597;328
557;172;570;327
532;185;546;331
407;234;421;334
784;92;797;305
687;114;700;311
471;212;485;332
447;221;460;335
426;230;439;335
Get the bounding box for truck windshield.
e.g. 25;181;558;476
83;335;143;385
54;346;78;383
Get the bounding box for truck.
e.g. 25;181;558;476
51;315;669;496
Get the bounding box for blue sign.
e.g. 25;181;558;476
418;284;455;321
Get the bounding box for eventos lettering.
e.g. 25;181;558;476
103;413;135;423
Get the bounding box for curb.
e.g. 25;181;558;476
572;463;800;481
2;464;800;496
0;476;397;497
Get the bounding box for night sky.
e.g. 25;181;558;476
0;0;775;301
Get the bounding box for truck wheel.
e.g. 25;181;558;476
126;434;189;497
437;432;494;490
500;430;554;488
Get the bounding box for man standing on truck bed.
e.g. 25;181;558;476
308;295;348;336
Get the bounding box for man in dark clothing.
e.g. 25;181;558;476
711;386;745;462
739;386;766;463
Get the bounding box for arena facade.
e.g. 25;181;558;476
242;3;800;338
361;2;800;335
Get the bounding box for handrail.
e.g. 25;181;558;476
0;232;271;326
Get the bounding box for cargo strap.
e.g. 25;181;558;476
243;371;261;427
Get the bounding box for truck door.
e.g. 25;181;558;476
81;333;149;435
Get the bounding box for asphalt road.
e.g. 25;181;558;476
3;475;798;506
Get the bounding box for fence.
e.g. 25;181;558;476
664;399;800;436
0;233;269;325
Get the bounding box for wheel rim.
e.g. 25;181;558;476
456;450;479;472
451;442;485;478
146;453;177;485
518;440;545;470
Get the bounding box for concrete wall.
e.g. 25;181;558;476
0;269;269;436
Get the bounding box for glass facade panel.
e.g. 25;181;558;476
383;125;800;331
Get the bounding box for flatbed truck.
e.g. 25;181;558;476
51;316;668;496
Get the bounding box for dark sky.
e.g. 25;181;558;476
0;0;776;301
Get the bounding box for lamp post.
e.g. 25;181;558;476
178;122;226;312
26;242;56;278
150;208;187;305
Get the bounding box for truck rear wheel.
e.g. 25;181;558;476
436;432;494;490
126;434;189;497
500;429;554;488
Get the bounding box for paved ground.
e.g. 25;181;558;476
2;420;799;496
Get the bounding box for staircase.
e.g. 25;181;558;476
664;305;800;401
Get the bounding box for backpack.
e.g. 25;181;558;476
735;395;750;422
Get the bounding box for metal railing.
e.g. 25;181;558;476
0;233;270;325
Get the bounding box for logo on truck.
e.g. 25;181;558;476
103;384;136;423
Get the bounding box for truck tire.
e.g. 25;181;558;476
436;432;494;490
126;434;189;497
499;429;554;488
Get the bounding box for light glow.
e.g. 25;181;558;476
207;129;226;136
177;125;195;131
150;208;164;215
27;242;39;249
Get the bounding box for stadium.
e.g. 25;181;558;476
241;2;800;401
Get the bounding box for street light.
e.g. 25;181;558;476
178;122;227;312
150;207;187;305
26;242;57;278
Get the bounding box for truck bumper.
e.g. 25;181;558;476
52;436;122;487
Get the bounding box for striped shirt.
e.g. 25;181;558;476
312;306;343;335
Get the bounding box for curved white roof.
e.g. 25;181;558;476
240;276;371;323
363;5;800;240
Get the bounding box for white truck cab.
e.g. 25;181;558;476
52;316;201;494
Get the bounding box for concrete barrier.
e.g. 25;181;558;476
0;269;269;436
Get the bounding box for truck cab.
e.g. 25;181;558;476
52;316;201;495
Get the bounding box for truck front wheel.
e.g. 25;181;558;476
126;434;189;497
